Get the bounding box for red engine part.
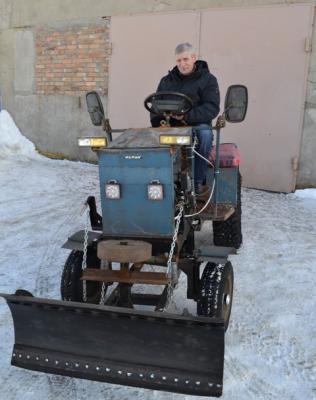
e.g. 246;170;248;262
210;143;240;167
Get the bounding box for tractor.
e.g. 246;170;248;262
0;85;247;397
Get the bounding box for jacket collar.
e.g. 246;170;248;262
169;60;210;81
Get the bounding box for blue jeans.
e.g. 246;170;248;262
193;124;213;185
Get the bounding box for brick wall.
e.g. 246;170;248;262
35;21;110;96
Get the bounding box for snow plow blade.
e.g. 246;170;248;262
1;292;225;397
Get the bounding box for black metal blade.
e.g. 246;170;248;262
1;292;225;397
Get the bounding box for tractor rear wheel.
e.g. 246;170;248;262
61;248;110;304
197;262;233;331
213;172;242;249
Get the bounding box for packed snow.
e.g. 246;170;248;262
0;110;315;400
0;110;42;160
291;188;316;200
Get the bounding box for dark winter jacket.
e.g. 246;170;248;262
151;60;220;127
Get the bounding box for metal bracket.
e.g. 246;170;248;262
62;230;102;251
86;196;103;231
195;245;236;264
178;258;200;301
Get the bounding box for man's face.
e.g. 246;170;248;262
175;51;196;75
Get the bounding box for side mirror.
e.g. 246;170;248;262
224;85;248;123
86;91;105;126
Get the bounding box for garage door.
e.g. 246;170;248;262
108;4;313;192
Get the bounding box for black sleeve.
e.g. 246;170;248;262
150;78;165;127
185;75;220;125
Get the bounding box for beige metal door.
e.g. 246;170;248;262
108;5;313;192
199;4;313;192
108;12;200;129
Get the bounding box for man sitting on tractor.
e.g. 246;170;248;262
151;42;220;194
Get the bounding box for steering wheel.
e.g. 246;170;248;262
144;91;193;116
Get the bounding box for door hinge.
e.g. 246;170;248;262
292;157;299;172
304;37;312;53
108;42;113;55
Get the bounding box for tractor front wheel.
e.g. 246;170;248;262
197;262;234;331
60;249;110;304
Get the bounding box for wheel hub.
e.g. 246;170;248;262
224;294;231;306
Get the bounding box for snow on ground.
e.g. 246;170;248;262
0;110;315;400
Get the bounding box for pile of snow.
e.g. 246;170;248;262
0;110;40;159
292;188;316;199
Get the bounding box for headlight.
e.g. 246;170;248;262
148;181;164;200
78;137;107;147
105;181;120;199
159;135;191;145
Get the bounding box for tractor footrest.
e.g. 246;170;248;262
82;269;170;285
197;203;235;221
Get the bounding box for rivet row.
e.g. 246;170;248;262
13;352;219;389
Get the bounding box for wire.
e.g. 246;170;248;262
181;139;216;218
192;148;214;168
184;179;216;218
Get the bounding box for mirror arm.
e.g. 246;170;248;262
102;118;113;141
212;113;227;207
213;126;222;207
214;113;226;130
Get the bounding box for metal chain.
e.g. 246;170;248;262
99;260;108;305
81;205;90;303
99;284;106;305
164;202;184;310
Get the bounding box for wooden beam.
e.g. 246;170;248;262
82;269;170;285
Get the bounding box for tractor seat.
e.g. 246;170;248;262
209;143;240;167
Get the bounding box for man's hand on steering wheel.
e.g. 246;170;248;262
170;113;184;121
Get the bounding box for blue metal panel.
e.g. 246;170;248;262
208;167;238;205
98;148;174;238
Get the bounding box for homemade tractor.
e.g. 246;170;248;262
0;85;247;397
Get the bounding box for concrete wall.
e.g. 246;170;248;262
298;6;316;187
0;0;315;186
0;17;109;162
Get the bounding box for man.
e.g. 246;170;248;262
151;43;220;193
